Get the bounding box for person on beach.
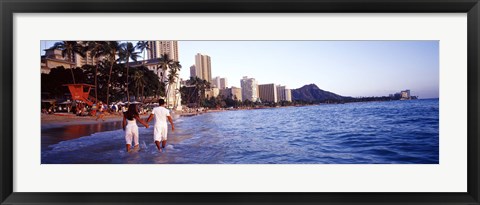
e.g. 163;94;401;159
147;99;175;152
95;101;105;121
123;103;149;152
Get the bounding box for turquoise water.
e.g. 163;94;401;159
42;99;439;164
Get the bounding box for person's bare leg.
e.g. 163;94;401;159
133;131;139;151
162;140;167;149
155;140;162;152
126;144;131;152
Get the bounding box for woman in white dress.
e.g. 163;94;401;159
122;103;149;152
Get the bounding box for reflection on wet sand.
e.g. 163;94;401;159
42;121;123;150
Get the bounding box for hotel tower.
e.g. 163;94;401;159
147;41;182;110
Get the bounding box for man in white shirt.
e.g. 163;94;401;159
147;99;175;152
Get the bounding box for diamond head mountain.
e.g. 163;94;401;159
291;84;345;102
291;84;417;103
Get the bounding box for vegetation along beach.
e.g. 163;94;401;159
41;40;439;164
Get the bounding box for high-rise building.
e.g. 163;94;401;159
285;89;292;102
240;76;259;102
129;58;183;109
145;41;181;110
190;65;196;79
276;85;292;102
212;76;221;88
195;53;212;83
259;83;278;103
231;87;242;101
212;76;227;89
147;41;179;61
220;86;242;101
220;78;228;89
74;50;103;68
276;85;286;102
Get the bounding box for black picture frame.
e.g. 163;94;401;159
1;0;479;204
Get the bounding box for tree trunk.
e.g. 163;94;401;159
141;86;145;103
106;62;113;105
165;83;170;106
69;51;76;84
143;49;146;64
94;64;98;103
136;85;140;101
70;65;76;84
173;82;178;109
126;62;130;103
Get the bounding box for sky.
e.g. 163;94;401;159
41;40;439;99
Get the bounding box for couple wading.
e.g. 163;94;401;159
122;99;175;152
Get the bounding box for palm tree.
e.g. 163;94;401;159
51;41;85;84
133;70;146;101
166;61;182;108
188;77;209;107
84;41;107;103
155;53;173;81
103;41;121;105
154;54;174;104
136;41;150;64
119;42;141;103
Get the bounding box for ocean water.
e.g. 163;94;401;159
42;99;439;164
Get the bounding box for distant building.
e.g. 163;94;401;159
147;41;179;61
285;89;292;102
220;86;242;101
231;87;242;101
190;65;196;79
240;76;259;102
205;87;220;99
128;58;182;109
41;42;104;73
147;41;180;109
74;50;104;68
401;89;411;100
390;89;416;100
195;53;212;83
212;76;221;88
212;76;228;89
276;85;292;102
41;48;76;74
220;78;228;89
258;83;278;103
180;78;188;87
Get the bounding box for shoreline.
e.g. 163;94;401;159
40;104;320;128
41;99;424;128
40;109;228;128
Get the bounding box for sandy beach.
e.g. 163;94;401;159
41;109;228;127
41;113;125;126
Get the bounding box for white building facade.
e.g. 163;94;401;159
240;76;259;102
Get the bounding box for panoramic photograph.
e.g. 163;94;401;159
40;40;439;164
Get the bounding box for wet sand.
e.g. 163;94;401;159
41;109;229;127
40;109;228;148
41;120;125;150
